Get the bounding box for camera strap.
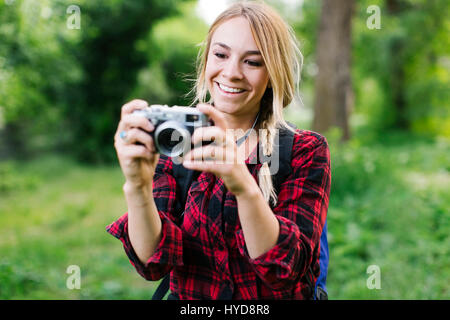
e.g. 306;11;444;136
235;111;260;147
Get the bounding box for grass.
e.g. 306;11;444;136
0;156;155;299
0;132;449;299
326;131;450;299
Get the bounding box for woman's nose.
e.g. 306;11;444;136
222;57;243;80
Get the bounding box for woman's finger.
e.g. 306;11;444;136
184;144;227;163
116;128;155;152
118;113;154;133
119;144;153;160
182;160;215;172
191;126;227;147
196;103;227;130
121;99;149;118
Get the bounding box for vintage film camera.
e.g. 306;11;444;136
132;105;211;158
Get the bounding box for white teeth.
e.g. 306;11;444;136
218;83;244;93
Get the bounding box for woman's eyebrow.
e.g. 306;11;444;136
212;42;261;55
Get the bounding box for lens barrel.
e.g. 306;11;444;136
154;121;191;157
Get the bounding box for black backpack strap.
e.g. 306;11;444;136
152;275;170;300
152;160;200;300
172;163;202;215
271;125;296;194
258;124;296;203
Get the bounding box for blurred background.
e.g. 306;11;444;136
0;0;448;299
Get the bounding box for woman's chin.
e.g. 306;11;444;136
210;100;241;114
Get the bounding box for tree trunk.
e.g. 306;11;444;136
312;0;355;141
386;0;409;130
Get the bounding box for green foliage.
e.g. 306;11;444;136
61;0;185;163
2;0;448;160
0;0;82;157
352;0;450;136
0;155;157;299
0;134;448;299
0;161;40;193
0;0;186;162
1;0;449;300
0;260;42;299
326;132;450;299
292;0;322;83
290;0;450;138
131;1;208;107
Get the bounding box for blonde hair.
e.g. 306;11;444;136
193;1;303;205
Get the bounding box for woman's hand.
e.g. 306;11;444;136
114;99;159;189
182;104;255;196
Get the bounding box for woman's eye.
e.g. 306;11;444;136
214;52;226;59
245;60;262;67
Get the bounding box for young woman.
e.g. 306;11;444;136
108;1;331;300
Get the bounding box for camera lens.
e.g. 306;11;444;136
154;121;191;157
158;128;183;149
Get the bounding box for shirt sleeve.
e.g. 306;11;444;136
236;132;331;290
105;155;184;281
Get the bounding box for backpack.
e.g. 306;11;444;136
152;126;329;300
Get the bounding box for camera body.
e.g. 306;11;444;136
132;105;211;158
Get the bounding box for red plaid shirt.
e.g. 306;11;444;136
106;129;331;300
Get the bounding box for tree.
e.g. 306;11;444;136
352;0;450;137
63;0;183;163
312;0;355;141
0;0;185;162
0;0;80;159
131;1;208;108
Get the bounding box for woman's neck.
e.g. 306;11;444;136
221;110;260;142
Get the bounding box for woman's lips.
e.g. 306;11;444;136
216;82;246;95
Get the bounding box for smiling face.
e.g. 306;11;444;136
205;17;270;118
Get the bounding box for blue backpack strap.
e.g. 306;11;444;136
314;220;329;300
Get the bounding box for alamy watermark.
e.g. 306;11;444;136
66;265;81;290
366;264;381;290
366;5;381;30
66;5;81;30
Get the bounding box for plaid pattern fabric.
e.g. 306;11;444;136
106;129;331;299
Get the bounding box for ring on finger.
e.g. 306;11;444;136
119;130;128;142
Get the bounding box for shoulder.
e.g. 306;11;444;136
290;129;330;167
292;129;328;150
